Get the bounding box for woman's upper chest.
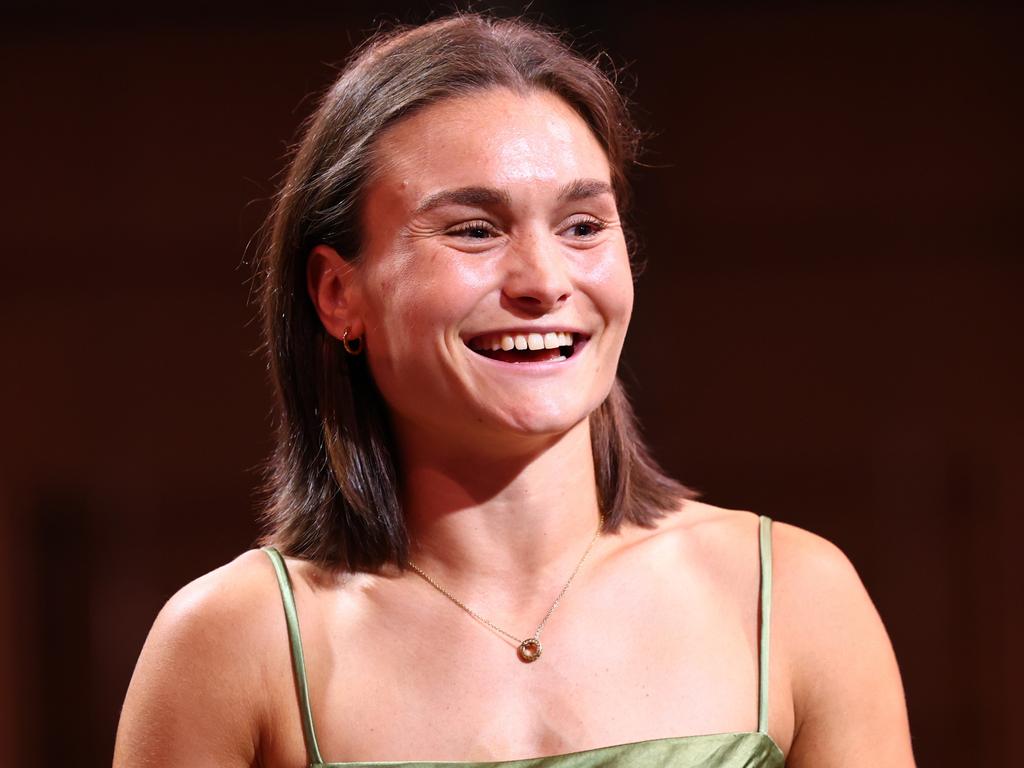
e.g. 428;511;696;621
260;519;794;765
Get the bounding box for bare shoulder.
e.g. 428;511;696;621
113;548;287;768
656;502;915;766
145;548;285;674
767;517;869;630
765;518;892;674
663;501;884;628
766;519;916;767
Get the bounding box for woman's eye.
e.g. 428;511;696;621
563;217;606;238
447;221;497;239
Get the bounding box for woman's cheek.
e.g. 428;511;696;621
446;253;498;292
580;244;634;312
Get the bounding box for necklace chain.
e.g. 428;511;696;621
406;514;605;662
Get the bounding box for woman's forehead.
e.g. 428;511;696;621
369;87;612;206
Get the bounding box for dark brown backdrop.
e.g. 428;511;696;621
2;2;1020;766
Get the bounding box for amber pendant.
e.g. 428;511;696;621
517;637;542;663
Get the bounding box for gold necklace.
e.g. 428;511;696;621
407;514;605;663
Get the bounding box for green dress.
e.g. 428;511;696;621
261;516;785;767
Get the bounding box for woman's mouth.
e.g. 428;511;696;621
466;331;584;364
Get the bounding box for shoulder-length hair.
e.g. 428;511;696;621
254;12;695;572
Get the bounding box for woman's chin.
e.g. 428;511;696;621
470;398;597;442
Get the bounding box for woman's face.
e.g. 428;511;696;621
328;87;633;448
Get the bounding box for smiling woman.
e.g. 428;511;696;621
113;12;915;768
314;87;636;455
259;21;684;572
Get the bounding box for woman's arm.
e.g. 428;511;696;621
775;522;916;767
112;552;271;768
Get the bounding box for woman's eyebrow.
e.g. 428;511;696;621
413;186;512;215
557;178;614;202
412;179;613;215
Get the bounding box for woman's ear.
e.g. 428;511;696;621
307;245;363;341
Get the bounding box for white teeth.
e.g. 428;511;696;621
470;331;577;352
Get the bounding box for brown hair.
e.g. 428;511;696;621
254;12;695;571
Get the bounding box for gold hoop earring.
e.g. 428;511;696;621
342;326;363;355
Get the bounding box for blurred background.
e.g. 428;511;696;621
2;1;1020;765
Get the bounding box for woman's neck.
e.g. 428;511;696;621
394;417;605;601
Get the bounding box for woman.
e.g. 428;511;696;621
113;13;915;768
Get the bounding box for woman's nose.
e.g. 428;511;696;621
501;230;573;314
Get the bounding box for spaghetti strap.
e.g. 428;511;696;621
262;545;324;766
757;515;774;735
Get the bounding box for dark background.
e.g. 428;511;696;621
2;2;1020;766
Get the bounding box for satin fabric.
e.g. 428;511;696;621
262;516;784;768
316;732;785;767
